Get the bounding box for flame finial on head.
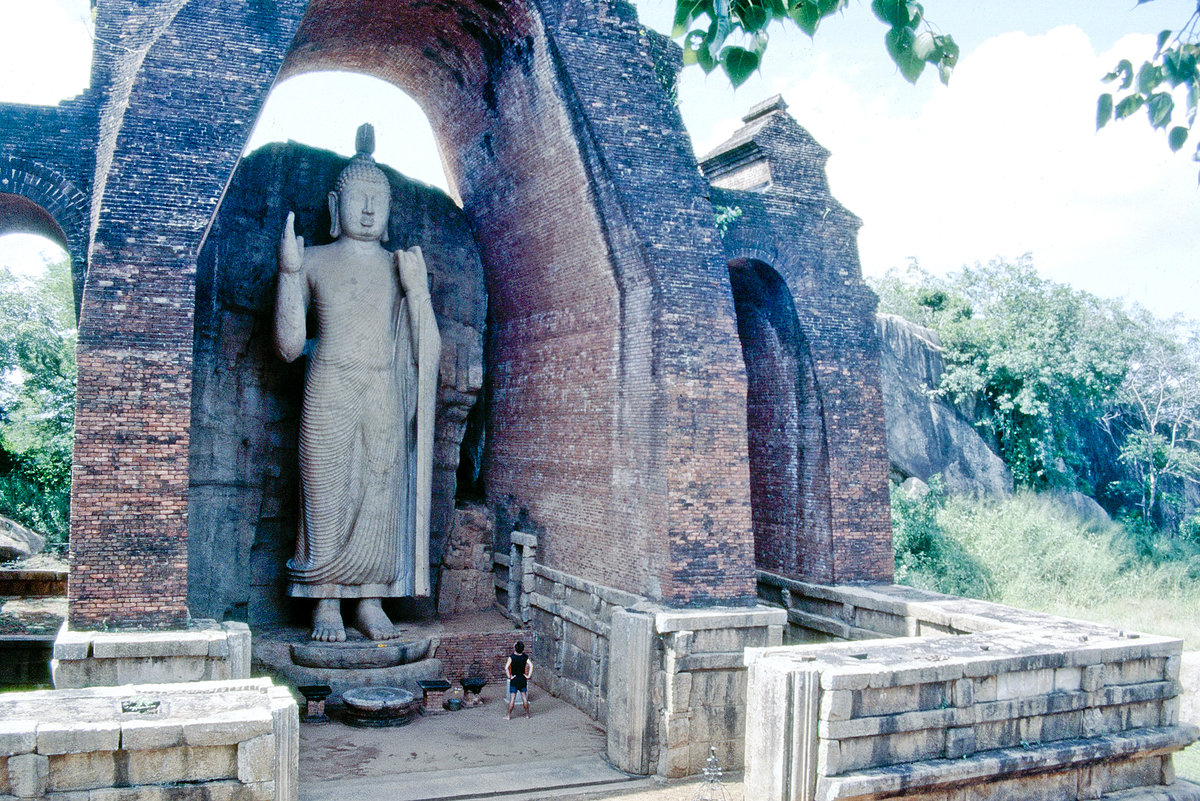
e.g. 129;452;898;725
355;123;375;157
335;123;388;194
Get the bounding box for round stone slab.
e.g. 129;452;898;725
290;638;430;670
342;686;420;727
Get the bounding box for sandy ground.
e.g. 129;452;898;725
301;681;605;782
300;680;746;800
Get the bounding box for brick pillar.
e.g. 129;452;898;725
69;242;195;629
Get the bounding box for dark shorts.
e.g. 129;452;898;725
508;678;527;695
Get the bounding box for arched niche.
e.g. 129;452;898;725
71;0;755;630
0;158;89;316
727;257;833;582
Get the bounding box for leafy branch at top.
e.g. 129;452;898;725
672;0;958;88
1098;2;1200;177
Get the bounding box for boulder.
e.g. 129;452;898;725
877;314;1013;497
1050;489;1111;528
0;516;45;562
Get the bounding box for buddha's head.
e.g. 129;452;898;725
329;124;391;243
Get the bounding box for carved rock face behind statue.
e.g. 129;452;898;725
273;124;441;642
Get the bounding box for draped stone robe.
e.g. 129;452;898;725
279;243;437;599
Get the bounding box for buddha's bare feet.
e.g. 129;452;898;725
311;599;346;642
354;598;399;640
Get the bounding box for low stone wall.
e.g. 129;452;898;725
529;562;641;721
52;620;251;689
746;575;1200;801
527;560;785;778
0;677;297;801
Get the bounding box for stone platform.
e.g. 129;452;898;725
253;609;523;706
0;677;297;801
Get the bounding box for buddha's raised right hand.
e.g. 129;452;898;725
279;211;305;275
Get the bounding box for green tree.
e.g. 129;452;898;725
872;257;1133;490
1106;312;1200;528
0;258;77;549
671;0;957;87
1097;2;1200;174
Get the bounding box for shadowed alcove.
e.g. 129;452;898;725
727;257;833;581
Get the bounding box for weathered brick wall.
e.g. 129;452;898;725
708;106;893;584
70;0;308;629
434;630;532;685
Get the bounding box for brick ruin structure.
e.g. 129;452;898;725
0;0;892;781
3;3;1196;796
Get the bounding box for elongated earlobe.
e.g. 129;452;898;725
328;191;340;238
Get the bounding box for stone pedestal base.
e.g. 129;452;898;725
0;677;297;801
51;619;250;689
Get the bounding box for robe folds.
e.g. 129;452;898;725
286;284;438;598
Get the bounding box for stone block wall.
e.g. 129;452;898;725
52;620;250;690
744;578;1200;801
0;678;297;801
526;560;785;778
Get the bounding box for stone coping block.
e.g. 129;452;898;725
510;531;538;547
0;678;282;756
655;605;786;633
533;564;644;609
52;620;250;660
815;725;1200;801
746;626;1182;693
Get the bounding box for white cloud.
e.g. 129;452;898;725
245;72;451;194
0;0;92;105
764;26;1200;317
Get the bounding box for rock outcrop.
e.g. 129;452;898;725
437;504;495;617
877;314;1013;497
0;516;44;563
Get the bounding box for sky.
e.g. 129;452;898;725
0;0;1197;318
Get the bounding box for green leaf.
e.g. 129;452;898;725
1189;82;1199;126
1097;93;1114;130
885;26;925;83
1156;29;1172;55
1148;92;1175;129
1137;61;1163;94
1168;125;1189;152
720;45;761;87
733;0;768;32
871;0;909;28
673;0;711;37
789;0;822;36
1115;94;1145;120
1103;59;1135;90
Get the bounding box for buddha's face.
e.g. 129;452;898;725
332;179;390;242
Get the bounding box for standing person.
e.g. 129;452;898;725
505;641;533;720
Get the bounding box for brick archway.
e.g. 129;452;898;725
727;257;833;581
70;0;756;629
0;158;89;314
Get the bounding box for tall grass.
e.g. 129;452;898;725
892;486;1200;648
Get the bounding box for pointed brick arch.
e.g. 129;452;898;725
69;0;757;629
0;158;89;313
727;257;834;581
